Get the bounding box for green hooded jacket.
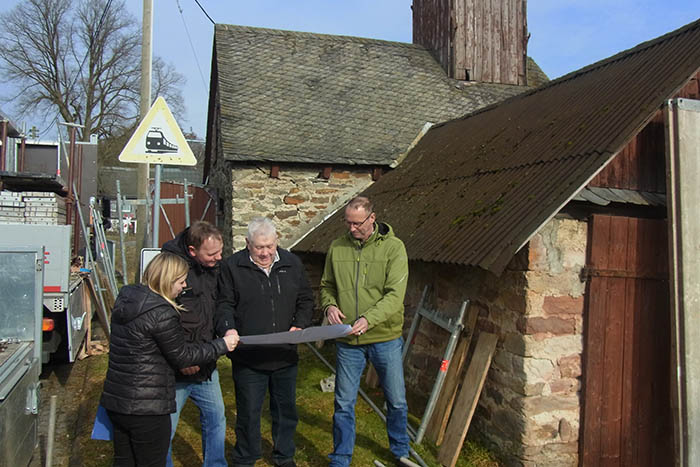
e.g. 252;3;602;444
320;222;408;345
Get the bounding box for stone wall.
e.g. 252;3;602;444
214;162;374;252
401;216;587;466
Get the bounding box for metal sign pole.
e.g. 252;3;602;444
152;163;162;247
183;178;191;228
115;180;128;283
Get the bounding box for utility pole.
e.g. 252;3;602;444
137;0;153;262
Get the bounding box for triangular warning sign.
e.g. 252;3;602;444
118;96;196;166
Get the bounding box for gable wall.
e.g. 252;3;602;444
590;72;700;192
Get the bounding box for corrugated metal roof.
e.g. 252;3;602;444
294;18;700;274
213;24;534;166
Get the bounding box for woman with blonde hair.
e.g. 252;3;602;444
100;252;238;467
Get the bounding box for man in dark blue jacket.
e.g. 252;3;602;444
162;221;235;467
216;217;314;467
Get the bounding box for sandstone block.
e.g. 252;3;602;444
548;377;579;395
275;210;298;220
519;394;579;415
558;354;582;378
283;195;305;205
517;316;576;335
558;418;576;442
543;295;584;316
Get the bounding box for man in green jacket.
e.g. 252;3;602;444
320;196;410;466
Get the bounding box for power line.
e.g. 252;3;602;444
192;0;215;24
176;0;208;92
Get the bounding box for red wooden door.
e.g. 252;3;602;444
582;215;673;466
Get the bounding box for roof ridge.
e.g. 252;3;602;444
215;23;425;49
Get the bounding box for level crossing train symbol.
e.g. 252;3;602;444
145;127;178;153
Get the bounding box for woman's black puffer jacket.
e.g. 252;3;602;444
100;284;228;415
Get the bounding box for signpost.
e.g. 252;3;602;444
118;96;195;247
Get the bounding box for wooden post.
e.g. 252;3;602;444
437;332;498;467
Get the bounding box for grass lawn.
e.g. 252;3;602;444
78;342;499;466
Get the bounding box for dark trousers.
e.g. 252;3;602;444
107;410;171;467
231;364;298;466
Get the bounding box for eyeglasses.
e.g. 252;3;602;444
343;211;373;228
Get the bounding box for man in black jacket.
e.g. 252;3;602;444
216;217;313;467
162;221;235;467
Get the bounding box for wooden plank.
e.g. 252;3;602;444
425;306;479;445
649;275;673;465
582;215;612;465
582;275;608;465
481;0;491;82
454;0;467;79
637;219;670;466
635;276;654;465
468;0;478;80
492;0;501;83
437;332;497;467
599;217;628;464
620;217;639;466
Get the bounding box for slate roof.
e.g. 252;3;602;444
294;19;700;274
212;24;530;166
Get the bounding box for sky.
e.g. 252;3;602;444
1;0;698;139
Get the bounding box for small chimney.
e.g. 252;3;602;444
412;0;528;85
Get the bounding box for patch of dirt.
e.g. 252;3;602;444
30;359;89;467
29;342;108;467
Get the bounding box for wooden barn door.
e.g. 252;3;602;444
582;215;673;466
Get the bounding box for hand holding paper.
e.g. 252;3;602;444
239;324;352;345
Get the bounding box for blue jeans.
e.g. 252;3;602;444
329;337;410;466
231;364;298;466
166;369;227;467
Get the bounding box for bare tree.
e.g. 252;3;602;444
0;0;186;140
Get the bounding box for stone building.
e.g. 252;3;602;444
203;1;547;252
294;19;700;466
